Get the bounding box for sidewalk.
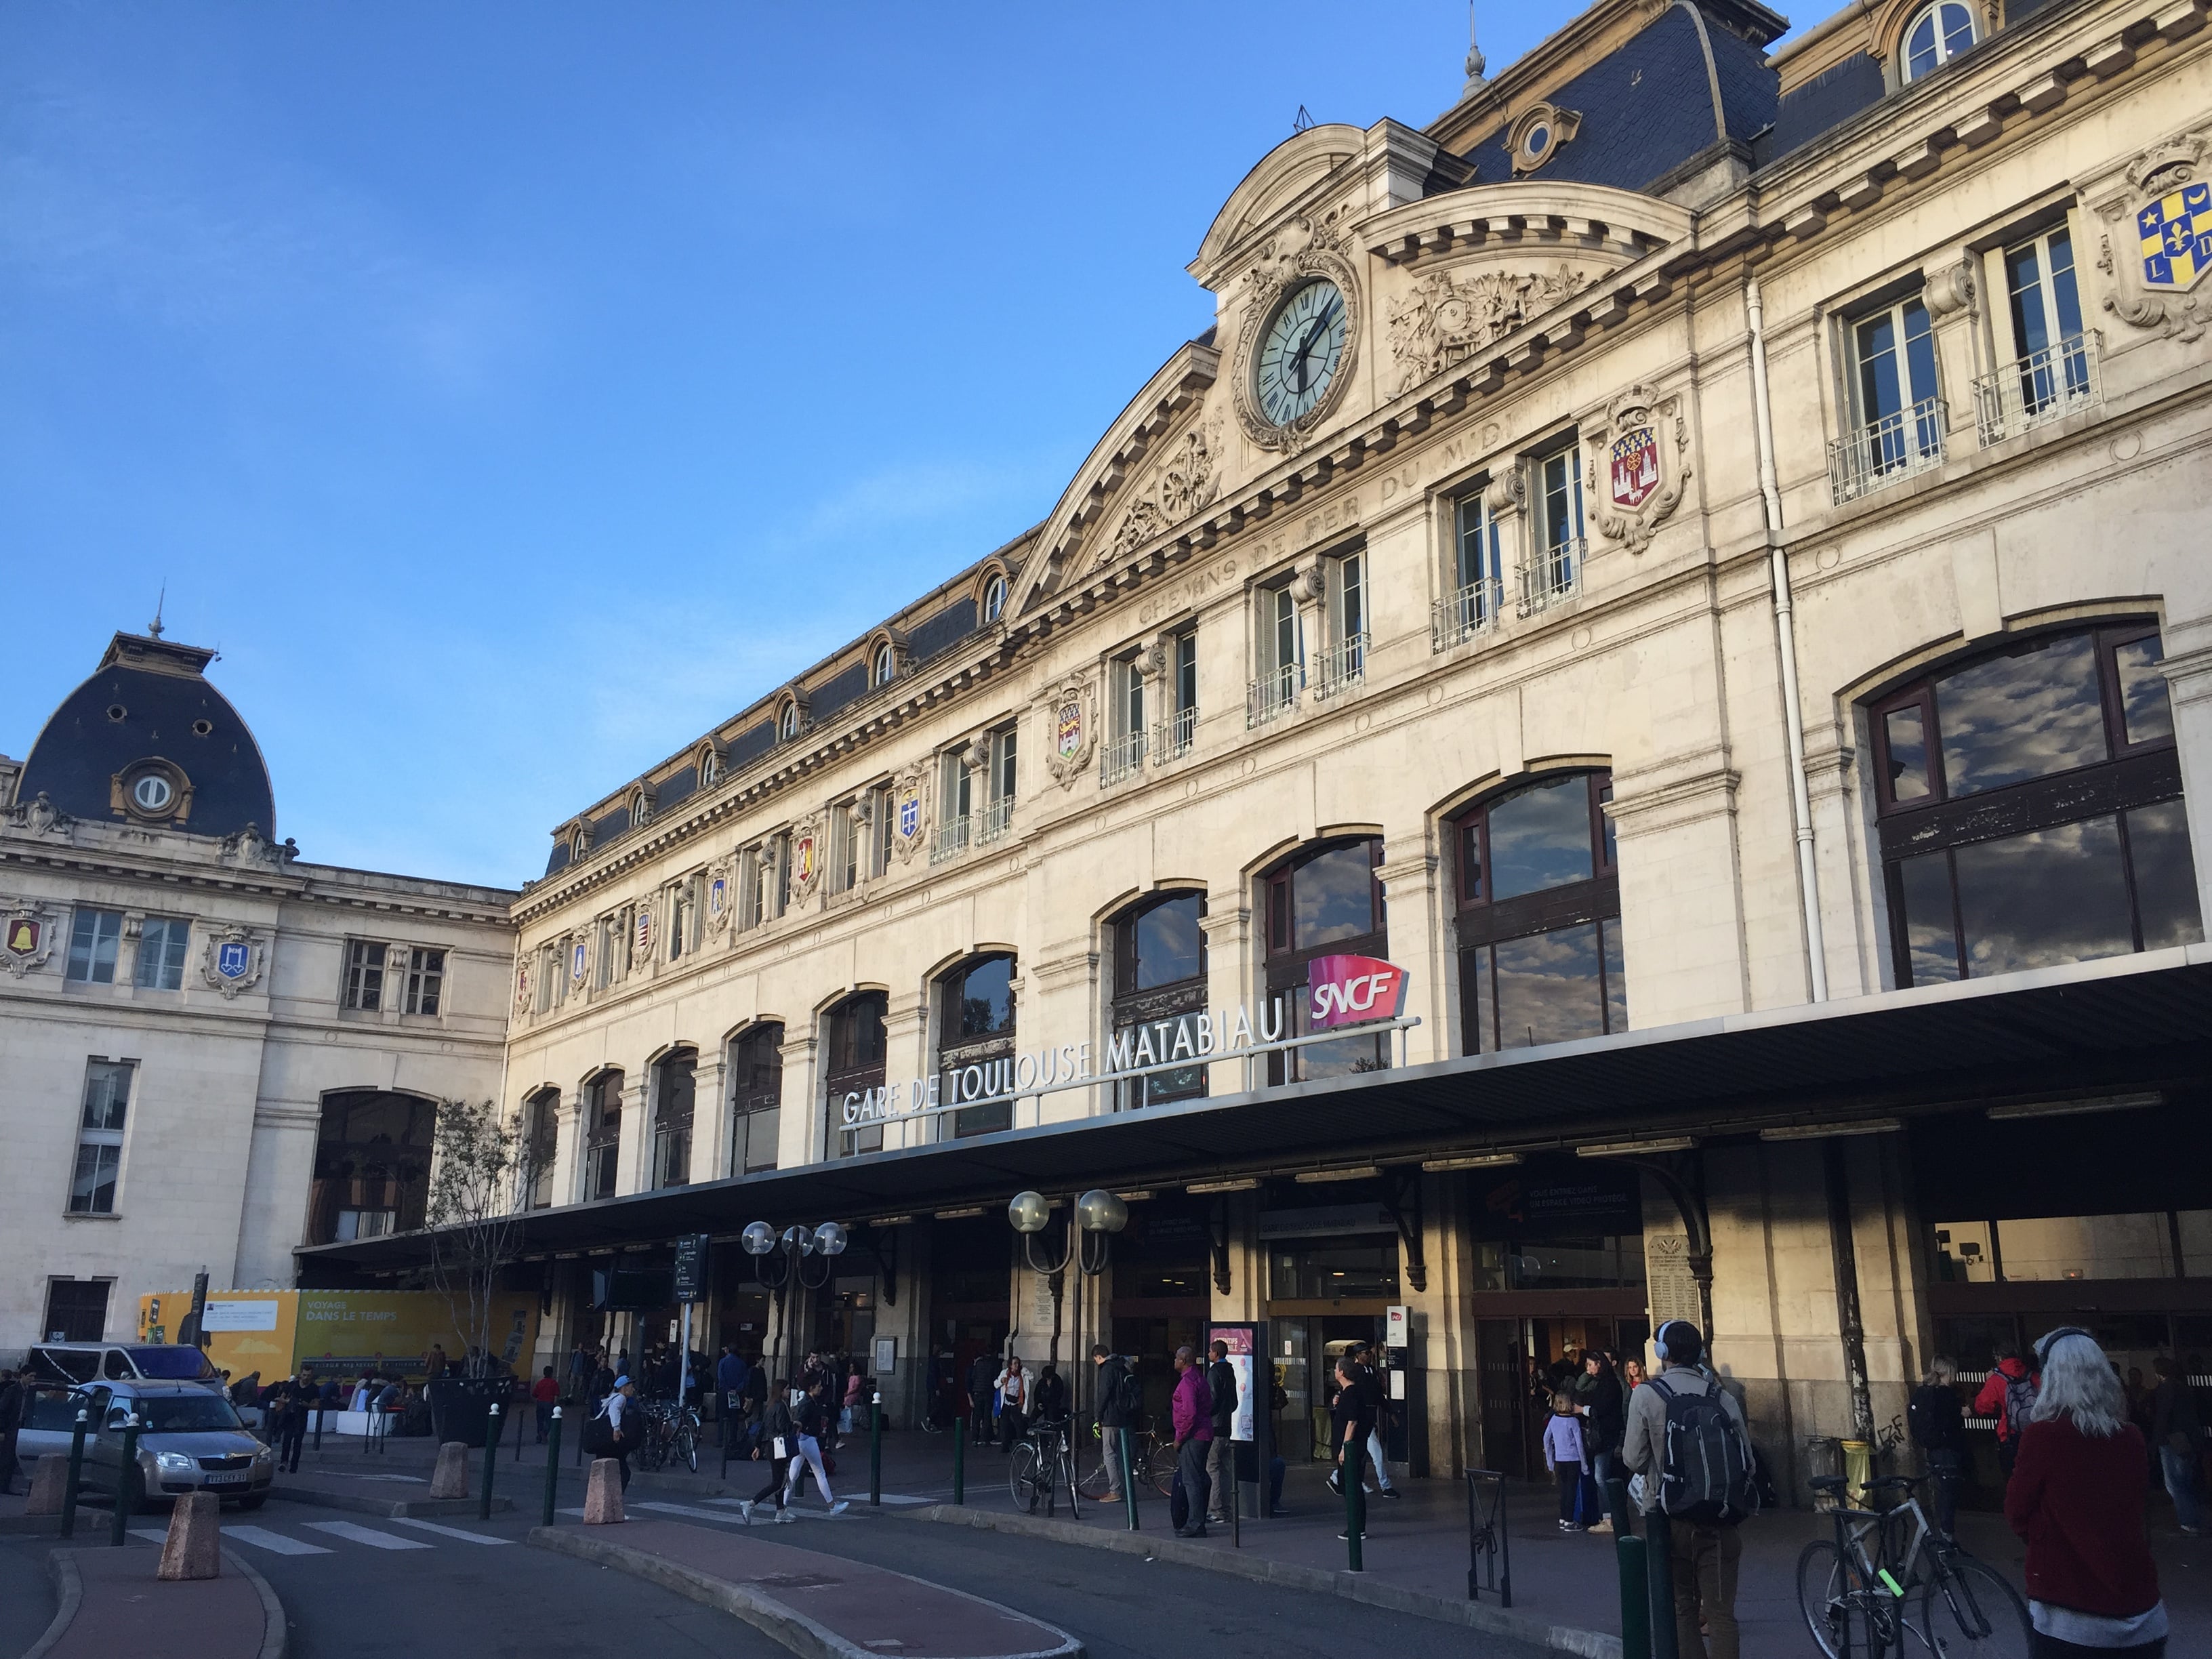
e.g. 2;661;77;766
266;1425;2212;1655
22;1544;283;1659
531;1517;1081;1659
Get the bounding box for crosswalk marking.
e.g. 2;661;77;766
636;1500;750;1524
129;1528;169;1545
302;1519;432;1551
226;1525;335;1557
389;1517;510;1544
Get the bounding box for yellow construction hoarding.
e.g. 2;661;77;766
136;1289;539;1383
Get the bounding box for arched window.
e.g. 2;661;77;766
983;573;1008;623
583;1069;624;1200
523;1087;559;1210
939;954;1017;1138
779;701;802;741
1109;892;1208;1109
1870;621;2200;986
1263;838;1387;1081
1901;0;1976;81
651;1048;697;1190
729;1024;783;1175
699;746;720;788
872;641;897;687
308;1091;436;1245
825;992;888;1158
1452;771;1624;1052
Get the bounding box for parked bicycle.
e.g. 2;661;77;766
1796;1471;2030;1657
1074;1421;1175;1500
1011;1415;1080;1516
632;1399;701;1473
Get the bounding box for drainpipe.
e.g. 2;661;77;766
1745;276;1829;1004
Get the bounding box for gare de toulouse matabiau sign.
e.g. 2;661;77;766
836;953;1414;1141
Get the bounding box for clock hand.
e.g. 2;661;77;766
1291;317;1329;392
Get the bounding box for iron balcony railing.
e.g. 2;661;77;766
1099;729;1146;787
976;795;1014;846
928;816;969;864
1246;663;1300;729
1829;396;1947;504
929;796;1013;861
1433;577;1503;651
1516;537;1583;618
1154;705;1197;762
1973;334;2099;446
1310;632;1371;701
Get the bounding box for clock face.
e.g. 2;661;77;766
1254;279;1348;427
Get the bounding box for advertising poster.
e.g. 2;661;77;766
139;1289;540;1382
1207;1323;1256;1442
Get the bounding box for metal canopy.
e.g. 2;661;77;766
298;949;2212;1276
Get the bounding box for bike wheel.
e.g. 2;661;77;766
1916;1556;2032;1659
1010;1443;1044;1513
677;1427;698;1473
1797;1540;1877;1659
1075;1452;1113;1498
1149;1443;1174;1500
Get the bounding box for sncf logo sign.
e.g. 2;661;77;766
1307;954;1410;1031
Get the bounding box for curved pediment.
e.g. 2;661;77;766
1189;123;1368;291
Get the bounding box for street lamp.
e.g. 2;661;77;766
1007;1189;1127;1433
743;1219;848;1387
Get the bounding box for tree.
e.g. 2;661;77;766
424;1097;544;1380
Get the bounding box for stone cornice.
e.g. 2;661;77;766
0;839;513;926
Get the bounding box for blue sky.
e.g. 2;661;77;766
3;1;1628;889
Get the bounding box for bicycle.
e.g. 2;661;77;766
1796;1471;2031;1657
1074;1422;1176;1500
632;1399;701;1473
1011;1416;1080;1517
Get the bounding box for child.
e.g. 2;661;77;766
1544;1391;1591;1532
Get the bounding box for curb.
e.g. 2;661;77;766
527;1523;1084;1659
22;1549;81;1659
907;1506;1620;1659
229;1549;290;1659
0;1513;64;1536
264;1486;513;1519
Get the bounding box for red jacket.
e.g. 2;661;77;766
2005;1416;2160;1619
1973;1356;2034;1442
1170;1366;1214;1443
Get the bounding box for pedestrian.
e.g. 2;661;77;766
1623;1320;1754;1659
774;1380;848;1519
1328;1355;1371;1542
1575;1351;1626;1529
1170;1344;1214;1538
1974;1340;2040;1486
2149;1355;2204;1536
966;1351;997;1443
1032;1362;1067;1425
590;1349;616;1407
1623;1357;1648;1391
741;1380;798;1520
1204;1340;1237;1523
424;1343;448;1380
2007;1328;2169;1654
995;1354;1031;1452
1908;1357;1969;1535
842;1367;866;1437
567;1340;593;1403
531;1366;559;1443
1092;1345;1136;1500
1545;1391;1592;1532
717;1344;752;1453
270;1366;316;1473
592;1376;638;1489
0;1368;23;1496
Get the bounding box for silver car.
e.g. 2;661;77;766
76;1379;274;1509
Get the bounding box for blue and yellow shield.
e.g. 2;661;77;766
2139;182;2212;291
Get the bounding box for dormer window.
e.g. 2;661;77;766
1507;101;1581;176
1901;0;1976;81
872;640;897;687
699;745;721;788
983;573;1008;623
779;701;802;741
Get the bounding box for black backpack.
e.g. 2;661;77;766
581;1397;615;1456
1115;1364;1146;1420
1650;1376;1756;1525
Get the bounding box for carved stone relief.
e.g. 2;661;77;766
790;813;824;904
1230;203;1364;455
199;922;266;1000
1385;264;1591;396
1038;676;1099;790
2094;127;2212;344
1584;383;1691;554
888;759;934;865
1100;415;1225;569
0;897;57;977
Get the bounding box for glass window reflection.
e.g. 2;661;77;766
1486;777;1597;899
1133;896;1204;989
2113;635;2174;747
1293;844;1377;947
1953;817;2133;975
1936;632;2106;796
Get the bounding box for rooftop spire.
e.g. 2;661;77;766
1464;3;1488;95
148;584;166;639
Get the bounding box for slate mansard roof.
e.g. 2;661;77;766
16;632;276;842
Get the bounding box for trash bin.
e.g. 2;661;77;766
1841;1438;1873;1509
1805;1434;1843;1508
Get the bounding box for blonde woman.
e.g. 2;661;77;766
2006;1327;2167;1656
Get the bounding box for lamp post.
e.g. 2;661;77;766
1008;1187;1127;1512
741;1218;848;1393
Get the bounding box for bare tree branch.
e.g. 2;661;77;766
424;1098;537;1380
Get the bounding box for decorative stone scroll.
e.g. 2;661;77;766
1385;264;1589;396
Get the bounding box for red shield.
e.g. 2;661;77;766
1611;427;1660;510
4;916;39;956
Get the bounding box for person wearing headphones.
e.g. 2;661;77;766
1622;1320;1753;1659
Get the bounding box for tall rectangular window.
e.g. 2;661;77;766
1103;652;1147;785
404;947;445;1015
134;918;189;991
1519;445;1583;615
70;1060;132;1214
1249;580;1300;726
1441;489;1503;646
669;880;693;960
1836;293;1944;497
1976;224;2095;438
868;783;893;879
1315;549;1368;697
1169;626;1198;754
342;941;386;1010
66;909;123;985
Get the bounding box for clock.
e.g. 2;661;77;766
1254;279;1348;428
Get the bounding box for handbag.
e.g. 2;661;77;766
772;1435;787;1459
1574;1470;1603;1528
1170;1467;1190;1532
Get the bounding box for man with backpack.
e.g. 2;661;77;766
1092;1345;1141;1500
1971;1342;2038;1486
1623;1321;1755;1659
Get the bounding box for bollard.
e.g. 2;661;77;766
112;1414;142;1547
1229;1447;1240;1549
1118;1429;1139;1532
1340;1433;1365;1572
1645;1509;1680;1659
1607;1477;1652;1659
542;1408;562;1528
480;1403;501;1521
60;1410;89;1539
869;1394;882;1507
516;1395;526;1463
313;1406;323;1454
952;1416;965;1505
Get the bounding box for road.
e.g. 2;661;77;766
3;1493;1553;1659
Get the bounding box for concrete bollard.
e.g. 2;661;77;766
158;1492;222;1581
583;1458;626;1525
22;1455;69;1517
428;1440;471;1500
